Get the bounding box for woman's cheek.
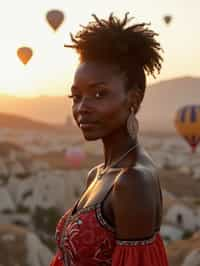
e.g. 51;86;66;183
72;106;79;124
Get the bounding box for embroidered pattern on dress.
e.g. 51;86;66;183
116;233;157;246
94;239;113;265
62;215;83;266
58;204;116;266
67;204;96;224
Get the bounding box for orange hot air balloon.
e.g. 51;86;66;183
64;146;86;168
17;47;33;65
46;10;64;31
163;15;172;25
174;105;200;153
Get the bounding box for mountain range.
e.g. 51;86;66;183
138;76;200;133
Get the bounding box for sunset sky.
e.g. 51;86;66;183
0;0;199;97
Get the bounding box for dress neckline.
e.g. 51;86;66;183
70;200;97;217
71;167;126;217
68;201;115;233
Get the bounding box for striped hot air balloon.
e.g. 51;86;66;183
174;105;200;152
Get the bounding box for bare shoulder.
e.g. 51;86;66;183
112;164;159;239
114;146;159;190
113;165;158;210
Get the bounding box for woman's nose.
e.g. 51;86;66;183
77;96;93;113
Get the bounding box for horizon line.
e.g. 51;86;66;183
0;74;199;99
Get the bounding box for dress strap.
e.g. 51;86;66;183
70;167;102;216
70;199;80;216
96;168;128;231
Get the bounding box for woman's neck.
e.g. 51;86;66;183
101;127;139;169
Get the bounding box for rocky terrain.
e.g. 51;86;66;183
0;121;200;265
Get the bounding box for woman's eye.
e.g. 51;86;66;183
95;92;101;98
95;90;106;99
68;94;81;102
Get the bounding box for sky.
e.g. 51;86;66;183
0;0;200;97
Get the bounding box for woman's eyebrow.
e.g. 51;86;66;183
88;81;107;88
71;81;107;91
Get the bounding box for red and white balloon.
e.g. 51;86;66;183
64;147;86;168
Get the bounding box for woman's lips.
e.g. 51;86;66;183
79;123;97;129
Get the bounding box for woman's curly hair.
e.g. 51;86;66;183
65;13;163;103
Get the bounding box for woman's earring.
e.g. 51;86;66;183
127;107;139;140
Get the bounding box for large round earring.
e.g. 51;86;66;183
127;107;139;140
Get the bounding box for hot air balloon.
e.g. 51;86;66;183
163;15;172;25
46;10;64;31
17;47;33;65
174;105;200;153
64;146;86;168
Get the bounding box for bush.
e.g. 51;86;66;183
17;205;29;213
182;230;193;240
32;206;61;251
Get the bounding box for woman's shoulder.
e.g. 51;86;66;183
111;154;160;238
113;163;158;204
114;148;158;193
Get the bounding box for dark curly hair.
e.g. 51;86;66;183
65;13;163;109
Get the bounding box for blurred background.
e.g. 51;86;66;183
0;0;200;265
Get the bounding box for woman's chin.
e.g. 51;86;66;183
83;134;100;141
81;131;101;141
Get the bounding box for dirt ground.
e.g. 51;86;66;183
166;232;200;266
158;168;200;199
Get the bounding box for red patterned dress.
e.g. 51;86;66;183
50;198;169;266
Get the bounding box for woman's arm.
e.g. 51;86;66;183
110;167;168;266
112;167;157;239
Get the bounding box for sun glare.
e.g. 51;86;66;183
0;37;78;97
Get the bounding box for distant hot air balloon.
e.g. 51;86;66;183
46;9;64;31
17;47;33;65
174;105;200;153
64;146;86;168
163;15;172;25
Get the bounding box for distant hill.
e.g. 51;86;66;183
0;95;71;125
138;76;200;134
0;76;199;133
0;112;67;132
0;141;24;156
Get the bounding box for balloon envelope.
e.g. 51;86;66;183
17;47;33;65
64;147;86;168
163;15;172;25
46;10;64;31
174;105;200;152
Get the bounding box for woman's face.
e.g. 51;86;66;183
70;61;131;141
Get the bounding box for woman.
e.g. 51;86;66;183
51;13;169;266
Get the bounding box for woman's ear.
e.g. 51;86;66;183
127;89;143;113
